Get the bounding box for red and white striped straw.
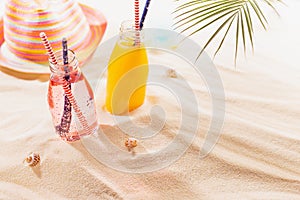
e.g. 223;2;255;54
61;81;91;135
134;0;140;45
39;32;58;65
39;32;92;135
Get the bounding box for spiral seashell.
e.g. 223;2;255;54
166;68;177;78
24;152;40;167
125;138;138;151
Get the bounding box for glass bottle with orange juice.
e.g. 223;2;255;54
105;20;148;115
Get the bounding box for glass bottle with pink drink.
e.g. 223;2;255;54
48;49;98;142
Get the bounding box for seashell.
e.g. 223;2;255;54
125;138;138;151
166;68;177;78
24;152;40;167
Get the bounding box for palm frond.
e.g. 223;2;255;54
243;4;254;51
240;10;246;54
173;0;244;29
261;0;280;16
248;0;268;29
197;11;238;60
173;0;282;62
187;8;241;37
173;0;233;20
235;11;240;65
213;13;236;58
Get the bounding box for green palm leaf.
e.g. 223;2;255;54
235;11;240;65
173;0;245;30
173;0;282;62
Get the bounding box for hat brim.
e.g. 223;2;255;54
0;3;107;74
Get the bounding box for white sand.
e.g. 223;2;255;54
0;0;300;199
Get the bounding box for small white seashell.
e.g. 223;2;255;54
166;68;177;78
125;138;138;151
23;152;40;167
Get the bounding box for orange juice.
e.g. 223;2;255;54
105;22;148;115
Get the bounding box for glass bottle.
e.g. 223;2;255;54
105;20;149;115
48;50;98;142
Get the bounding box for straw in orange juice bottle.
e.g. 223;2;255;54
105;20;148;115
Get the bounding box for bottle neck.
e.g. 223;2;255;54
119;20;144;46
49;49;80;76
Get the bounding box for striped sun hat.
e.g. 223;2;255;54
0;0;106;73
